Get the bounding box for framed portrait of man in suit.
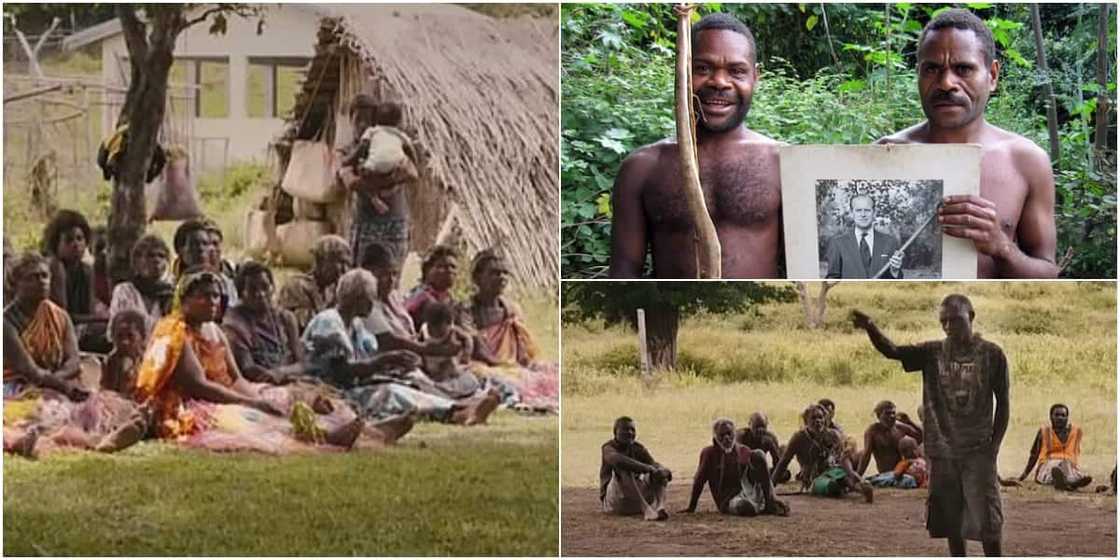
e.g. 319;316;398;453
779;145;981;279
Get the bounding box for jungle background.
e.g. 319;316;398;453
561;3;1117;278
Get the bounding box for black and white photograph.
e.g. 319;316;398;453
816;179;943;279
781;145;981;279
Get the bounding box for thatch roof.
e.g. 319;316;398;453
285;4;558;291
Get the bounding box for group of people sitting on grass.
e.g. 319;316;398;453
3;210;558;458
599;399;1112;521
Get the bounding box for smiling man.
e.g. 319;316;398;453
609;13;782;278
877;9;1058;278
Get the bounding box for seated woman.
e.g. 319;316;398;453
42;210;110;353
278;235;352;332
3;253;144;458
109;234;175;331
134;271;368;453
223;261;305;384
171;218;239;308
302;268;498;426
404;244;461;327
456;249;559;413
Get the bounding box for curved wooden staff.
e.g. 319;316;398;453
871;210;939;279
675;4;721;279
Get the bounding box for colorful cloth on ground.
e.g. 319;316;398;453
811;467;849;497
894;456;929;488
867;470;919;489
278;273;335;332
223;304;298;372
3;388;142;453
302;308;455;421
3;300;72;382
1035;458;1087;485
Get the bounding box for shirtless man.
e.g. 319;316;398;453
609;12;782;278
877;9;1058;279
852;294;1009;556
682;418;787;516
773;404;872;502
857;400;924;476
600;416;672;521
736;411;789;482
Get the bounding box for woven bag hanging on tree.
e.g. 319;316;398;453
148;145;204;222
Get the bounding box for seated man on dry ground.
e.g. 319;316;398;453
1017;403;1093;491
682;418;788;517
736;411;789;483
818;398;844;433
600;416;672;521
867;436;929;489
773;404;874;503
857;400;924;476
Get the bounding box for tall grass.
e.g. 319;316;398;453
562;282;1116;488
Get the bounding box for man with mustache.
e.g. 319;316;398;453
878;9;1058;278
609;13;782;278
852;294;1010;556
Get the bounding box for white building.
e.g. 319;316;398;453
63;5;318;170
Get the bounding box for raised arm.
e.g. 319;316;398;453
850;310;901;360
608;149;654;278
1018;429;1043;481
896;415;923;443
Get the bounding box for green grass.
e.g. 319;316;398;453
562;282;1116;488
5;414;558;556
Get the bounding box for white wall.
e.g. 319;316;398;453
100;5;318;167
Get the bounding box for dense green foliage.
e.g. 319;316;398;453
562;3;1116;278
562;281;794;325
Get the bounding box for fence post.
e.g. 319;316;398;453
636;308;651;380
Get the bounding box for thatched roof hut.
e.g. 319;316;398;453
281;5;558;290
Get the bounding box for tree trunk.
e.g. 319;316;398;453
1094;3;1111;158
107;7;181;284
644;304;680;370
794;281;837;329
1030;4;1061;163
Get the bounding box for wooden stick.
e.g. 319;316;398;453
871;210;938;279
3;84;62;104
675;4;721;279
636;308;651;380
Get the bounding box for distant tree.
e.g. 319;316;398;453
106;4;261;283
563;282;794;369
793;281;838;329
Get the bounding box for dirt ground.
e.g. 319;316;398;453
562;483;1117;556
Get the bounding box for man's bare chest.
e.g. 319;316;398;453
641;153;780;229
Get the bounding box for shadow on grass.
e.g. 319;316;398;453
3;413;558;556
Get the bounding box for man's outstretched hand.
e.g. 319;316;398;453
850;310;873;330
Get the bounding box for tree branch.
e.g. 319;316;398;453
180;6;227;32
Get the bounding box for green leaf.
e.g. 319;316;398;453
620;9;648;30
838;79;866;93
967;3;993;9
604;127;633;140
596;193;612;217
805;14;818;31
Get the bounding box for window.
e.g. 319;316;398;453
246;57;309;118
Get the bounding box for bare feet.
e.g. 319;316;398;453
1071;475;1093;490
860;482;874;504
765;498;790;517
464;391;501;426
365;413;416;445
325;418;364;449
643;509;669;521
1052;467;1070;491
94;414;148;453
311;395;335;415
8;429;40;459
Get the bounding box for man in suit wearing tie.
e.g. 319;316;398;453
824;195;904;279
